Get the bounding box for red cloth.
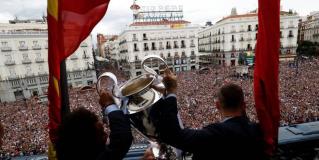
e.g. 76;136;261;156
47;0;110;143
254;0;280;155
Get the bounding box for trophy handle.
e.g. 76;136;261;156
96;72;122;99
141;55;168;76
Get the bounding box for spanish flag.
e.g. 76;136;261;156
47;0;110;146
254;0;280;155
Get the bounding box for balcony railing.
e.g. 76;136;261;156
246;38;252;41
19;46;28;51
181;45;186;48
239;38;244;42
35;57;44;63
38;71;47;75
166;46;171;49
288;35;294;38
132;38;138;41
190;44;196;48
288;25;295;28
25;73;35;78
151;47;157;50
32;45;41;50
70;55;78;60
143;37;148;40
120;50;128;53
82;55;90;59
81;43;88;47
174;45;179;49
1;46;12;52
144;48;149;51
231;39;236;42
22;58;32;64
134;48;139;52
159;47;164;50
5;60;15;66
8;75;19;80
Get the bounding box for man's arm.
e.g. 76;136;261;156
155;95;221;153
97;92;133;160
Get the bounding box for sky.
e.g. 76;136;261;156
0;0;318;39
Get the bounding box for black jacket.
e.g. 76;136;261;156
97;111;133;160
151;96;267;160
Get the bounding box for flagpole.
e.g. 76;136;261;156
60;60;70;119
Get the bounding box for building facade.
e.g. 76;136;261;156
198;8;300;66
299;11;319;44
114;2;201;77
0;20;96;102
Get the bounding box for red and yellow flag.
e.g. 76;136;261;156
254;0;280;155
47;0;110;144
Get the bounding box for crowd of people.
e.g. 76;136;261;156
0;58;318;158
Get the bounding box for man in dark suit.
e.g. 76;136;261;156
56;91;133;160
151;69;267;160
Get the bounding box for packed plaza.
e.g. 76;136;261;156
0;58;319;158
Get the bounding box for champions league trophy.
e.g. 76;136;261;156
96;55;178;159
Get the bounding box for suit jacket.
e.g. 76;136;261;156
97;111;133;160
150;96;267;160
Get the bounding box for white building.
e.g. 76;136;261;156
299;11;319;43
0;20;96;102
198;8;300;66
114;2;201;77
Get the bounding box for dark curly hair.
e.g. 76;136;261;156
56;108;106;160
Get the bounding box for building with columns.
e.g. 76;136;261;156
0;19;96;102
113;2;202;77
198;8;300;66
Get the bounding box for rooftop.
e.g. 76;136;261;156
130;20;190;26
216;10;298;23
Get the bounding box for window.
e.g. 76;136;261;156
181;40;185;48
5;55;12;60
136;71;142;76
33;41;38;45
174;41;178;48
182;66;187;71
39;64;44;71
25;65;32;74
190;40;195;47
175;59;180;65
22;53;28;59
144;43;149;51
248;25;252;31
166;41;171;49
159;42;163;49
289;30;293;37
133;34;137;40
247;44;251;50
135;55;138;60
231;35;235;42
191;51;195;56
143;33;147;40
152;42;156;50
134;43;138;51
9;67;16;76
1;41;8;46
19;41;26;46
255;24;258;31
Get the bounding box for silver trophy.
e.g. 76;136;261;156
96;55;168;141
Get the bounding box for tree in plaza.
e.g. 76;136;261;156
297;41;319;56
